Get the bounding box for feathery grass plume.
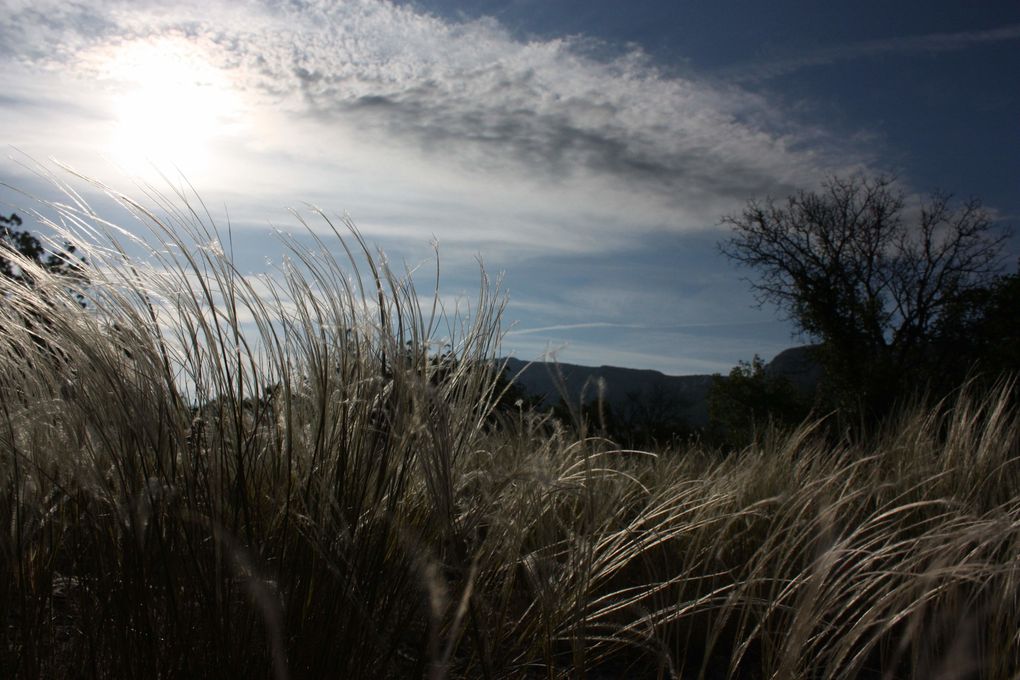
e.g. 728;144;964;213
0;169;510;678
1;169;1019;678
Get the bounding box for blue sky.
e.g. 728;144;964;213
1;0;1017;374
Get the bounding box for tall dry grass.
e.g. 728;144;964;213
1;181;1018;679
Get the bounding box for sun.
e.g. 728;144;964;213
104;38;241;178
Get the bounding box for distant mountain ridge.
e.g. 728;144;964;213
501;346;821;427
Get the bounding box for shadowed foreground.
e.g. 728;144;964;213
1;185;1018;679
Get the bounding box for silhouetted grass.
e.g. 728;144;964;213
1;180;1018;678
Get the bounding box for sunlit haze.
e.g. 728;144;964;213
104;38;245;179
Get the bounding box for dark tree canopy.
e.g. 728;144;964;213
935;267;1020;382
1;212;91;374
707;355;810;449
720;175;1011;411
1;212;88;305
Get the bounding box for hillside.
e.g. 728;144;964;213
502;346;821;427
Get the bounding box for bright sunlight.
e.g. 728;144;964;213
104;38;241;178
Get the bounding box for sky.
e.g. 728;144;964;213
1;0;1017;375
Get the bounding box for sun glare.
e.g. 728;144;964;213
104;39;241;178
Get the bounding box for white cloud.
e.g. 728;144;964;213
0;0;897;373
0;0;873;256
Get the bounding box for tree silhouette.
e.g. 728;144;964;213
1;212;88;305
933;265;1020;388
1;213;90;375
720;175;1010;414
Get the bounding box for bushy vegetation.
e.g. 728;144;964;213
2;183;1019;679
720;175;1018;418
707;355;811;449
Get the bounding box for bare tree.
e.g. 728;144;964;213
720;175;1009;408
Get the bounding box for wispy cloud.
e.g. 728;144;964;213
0;0;870;240
0;0;885;372
508;319;778;336
228;1;857;202
507;321;648;336
724;23;1020;83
